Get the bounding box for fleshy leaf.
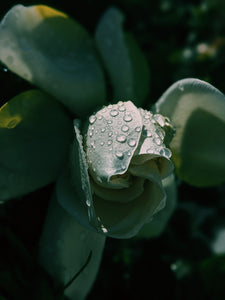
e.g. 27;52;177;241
0;89;73;201
136;173;177;238
57;120;100;232
0;4;106;117
133;108;174;179
155;78;225;186
93;176;166;238
95;7;150;106
39;193;106;300
86;101;143;187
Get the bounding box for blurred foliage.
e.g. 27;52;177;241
0;0;225;299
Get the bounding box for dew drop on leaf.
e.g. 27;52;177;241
89;115;97;124
121;125;129;132
123;114;132;122
115;151;124;159
153;137;162;145
116;134;127;143
110;109;119;117
128;138;136;147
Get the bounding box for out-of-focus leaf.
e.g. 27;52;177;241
199;254;225;300
155;78;225;187
0;89;73;201
95;7;150;107
0;4;106;117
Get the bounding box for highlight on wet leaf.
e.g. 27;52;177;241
155;78;225;187
0;4;106;117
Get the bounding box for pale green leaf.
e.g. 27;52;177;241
155;78;225;186
136;173;177;239
0;4;106;117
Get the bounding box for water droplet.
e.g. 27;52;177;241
143;127;152;137
96;176;103;183
91;142;95;149
101;128;106;133
159;148;172;158
110;109;119;117
156;129;165;140
116;151;124;159
101;227;108;234
3;67;8;72
116;135;127;143
100;142;105;146
86;199;91;207
108;140;113;146
107;120;113;124
128;151;131;156
101;107;107;113
121;125;129;132
147;147;154;154
122;164;126;170
118;105;126;112
123;114;132;122
89;131;93;137
144;114;150;119
154;114;165;127
153;137;162;145
135;126;141;132
98;115;103;120
128;138;136;147
108;132;113;137
89;115;96;124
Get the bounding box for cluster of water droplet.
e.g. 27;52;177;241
137;108;173;159
86;101;143;182
85;101;174;185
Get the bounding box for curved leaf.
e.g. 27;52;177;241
0;4;106;117
95;7;150;106
57;119;100;233
136;173;177;238
39;192;106;299
0;89;73;201
155;78;225;186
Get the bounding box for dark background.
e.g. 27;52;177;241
0;1;225;299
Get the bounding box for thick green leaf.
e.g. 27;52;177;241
0;89;73;201
95;7;150;106
155;78;225;187
0;5;106;117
